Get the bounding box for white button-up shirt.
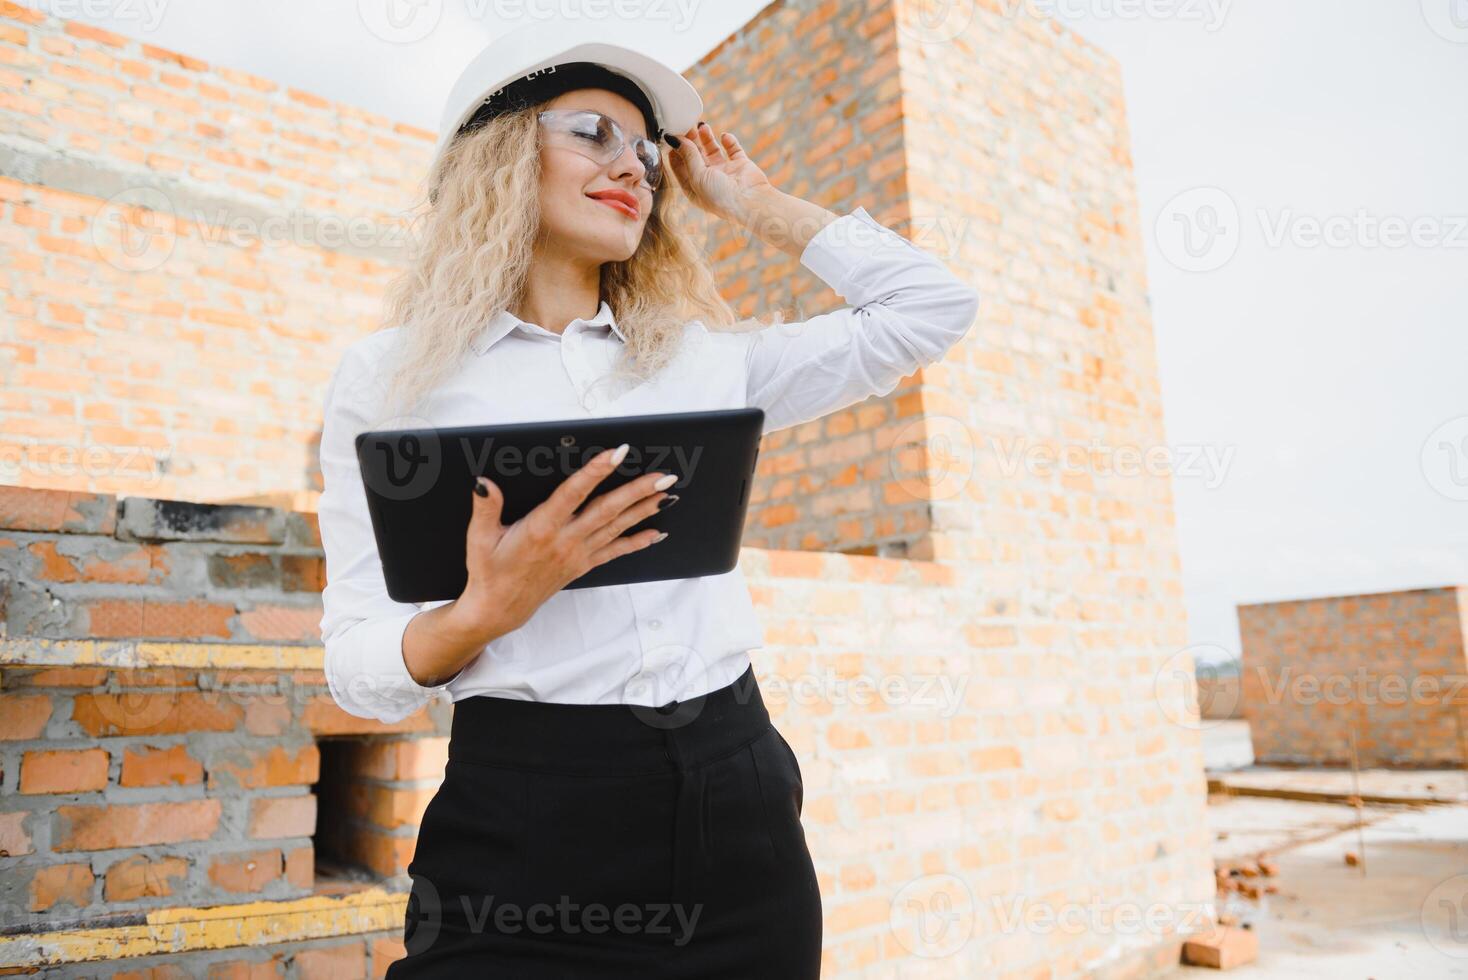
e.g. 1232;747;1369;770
317;205;981;723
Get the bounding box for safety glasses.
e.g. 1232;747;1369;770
537;109;663;193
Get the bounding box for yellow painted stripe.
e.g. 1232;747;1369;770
0;887;406;967
0;638;324;671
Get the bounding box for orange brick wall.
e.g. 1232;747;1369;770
0;3;432;510
1239;586;1468;767
0;486;449;974
0;2;1212;976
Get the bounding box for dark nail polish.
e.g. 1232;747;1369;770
664;133;681;148
657;493;680;510
473;479;488;497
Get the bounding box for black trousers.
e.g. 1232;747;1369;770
386;663;823;978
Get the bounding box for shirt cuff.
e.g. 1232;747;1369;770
333;609;461;721
798;206;912;290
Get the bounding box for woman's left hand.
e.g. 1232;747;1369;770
664;122;774;224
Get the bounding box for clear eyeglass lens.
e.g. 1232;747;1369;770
541;110;661;191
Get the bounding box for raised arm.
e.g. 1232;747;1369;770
738;189;982;435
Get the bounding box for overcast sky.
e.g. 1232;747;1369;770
31;0;1467;666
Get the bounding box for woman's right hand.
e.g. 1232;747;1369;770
456;443;675;641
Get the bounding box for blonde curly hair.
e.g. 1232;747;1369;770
373;105;781;418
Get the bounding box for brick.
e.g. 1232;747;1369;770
205;957;286;979
120;744;204;787
19;747;109;794
119;498;284;544
302;695;435;736
29;861;94;910
207;743;319;790
0;694;52;739
284;844;313;890
0;486;115;534
350;737;448;781
209;848;284;893
1182;924;1259;970
53;798;222;851
370;935;406;978
294;942;366;979
343;825;416;878
248;794;316;840
82;597;238;640
72;691;244;737
104;853;190;901
0;811;33;857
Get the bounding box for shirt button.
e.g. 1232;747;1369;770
649;619;662;630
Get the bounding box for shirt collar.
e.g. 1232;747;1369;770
469;300;624;355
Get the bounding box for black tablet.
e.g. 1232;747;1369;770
354;407;765;603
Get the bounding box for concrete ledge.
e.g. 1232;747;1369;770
0;885;403;968
0;638;323;671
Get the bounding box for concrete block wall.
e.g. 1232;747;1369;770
1239;586;1468;767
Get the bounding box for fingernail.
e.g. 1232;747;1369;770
611;443;630;466
653;473;677;491
654;531;669;542
474;477;489;497
664;133;681;148
657;493;680;511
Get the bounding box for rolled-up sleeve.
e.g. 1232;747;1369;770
744;205;981;434
316;343;464;724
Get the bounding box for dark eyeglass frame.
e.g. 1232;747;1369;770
537;108;664;193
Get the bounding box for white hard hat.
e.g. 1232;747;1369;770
431;19;705;178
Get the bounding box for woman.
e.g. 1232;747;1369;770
316;21;981;979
